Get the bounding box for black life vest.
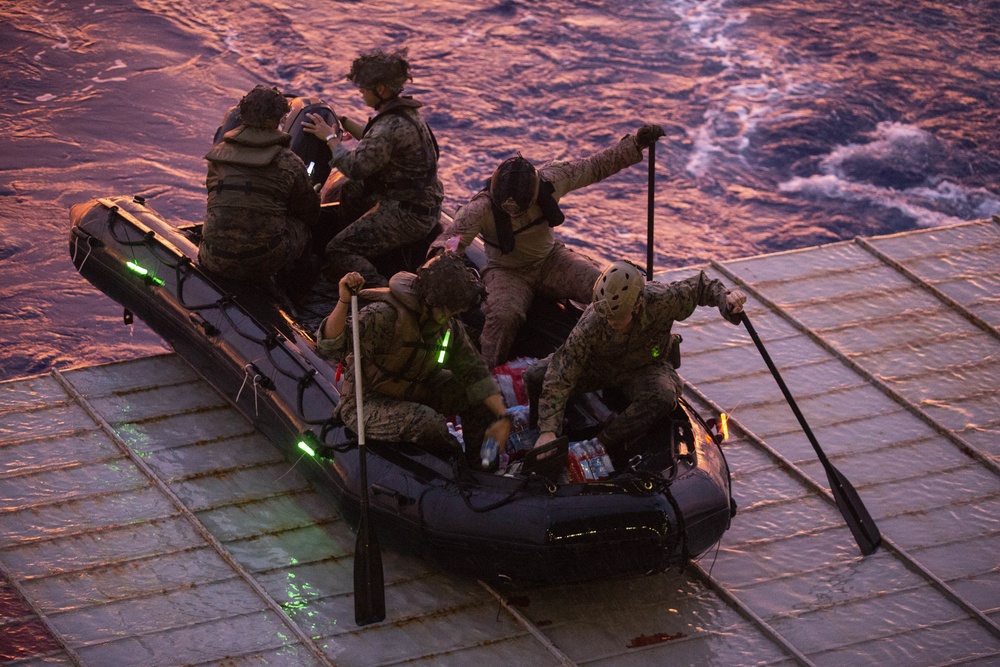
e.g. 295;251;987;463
487;179;565;254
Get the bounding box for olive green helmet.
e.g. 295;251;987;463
592;261;645;318
414;252;486;312
347;48;412;94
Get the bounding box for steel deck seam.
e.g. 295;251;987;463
709;259;1000;477
854;236;1000;340
0;557;84;666
0;425;100;448
0;450;125;481
50;367;339;667
690;562;816;667
803;617;1000;665
65;607;306;655
683;381;1000;642
0;513;189;557
478;579;578;667
37;572;245;618
0;480;152;517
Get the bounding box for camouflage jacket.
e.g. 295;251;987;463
431;134;643;276
203;125;319;249
537;271;733;435
329;97;443;209
316;273;500;407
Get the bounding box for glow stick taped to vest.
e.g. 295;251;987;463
437;329;451;364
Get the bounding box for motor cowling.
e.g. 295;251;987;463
210;96;341;188
282;96;340;187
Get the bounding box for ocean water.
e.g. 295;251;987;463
1;0;998;378
2;3;1000;664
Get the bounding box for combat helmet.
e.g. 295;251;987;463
592;261;645;318
238;85;290;128
347;48;412;95
414;252;486;313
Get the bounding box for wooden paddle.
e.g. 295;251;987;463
741;312;882;556
351;292;386;625
646;141;655;281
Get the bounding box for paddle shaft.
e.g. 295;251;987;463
740;313;834;468
646;142;655;281
351;293;386;625
741;312;881;555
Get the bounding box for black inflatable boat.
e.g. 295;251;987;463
67;102;735;584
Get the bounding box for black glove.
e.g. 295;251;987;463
635;124;666;149
719;290;747;325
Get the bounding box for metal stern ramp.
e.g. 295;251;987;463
2;218;998;666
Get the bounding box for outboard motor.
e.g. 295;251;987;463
211;105;241;145
283;96;340;188
210;95;341;189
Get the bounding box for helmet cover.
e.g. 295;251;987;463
592;261;645;318
238;85;290;128
347;48;412;93
414;252;486;312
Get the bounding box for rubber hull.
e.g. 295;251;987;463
69;195;734;584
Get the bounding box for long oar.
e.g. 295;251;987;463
646;141;655;281
741;312;882;556
351;292;386;625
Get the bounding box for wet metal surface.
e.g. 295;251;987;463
2;219;999;666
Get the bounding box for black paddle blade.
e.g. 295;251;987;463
354;511;386;625
740;312;882;556
826;463;882;556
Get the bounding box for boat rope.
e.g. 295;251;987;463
662;478;689;563
235;364;263;415
70;232;96;272
110;205;152;293
457;474;534;512
91;198;345;446
456;470;559;513
106;205;185;274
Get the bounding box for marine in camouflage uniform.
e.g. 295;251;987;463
305;49;442;288
428;124;665;369
528;264;744;467
315;254;511;467
200;85;320;285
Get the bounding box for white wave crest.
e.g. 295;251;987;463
779;173;1000;227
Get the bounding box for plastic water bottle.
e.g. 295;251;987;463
593;440;614;480
480;436;499;470
585;440;607;480
504;405;540;455
599;445;615;478
567;441;594;482
566;439;614;482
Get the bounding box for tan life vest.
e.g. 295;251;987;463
357;276;453;401
205;126;291;215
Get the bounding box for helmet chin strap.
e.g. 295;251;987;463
372;84;399;109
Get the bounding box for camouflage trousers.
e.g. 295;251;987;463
524;356;682;462
199;213;311;284
336;377;495;467
480;243;601;368
324;199;438;287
